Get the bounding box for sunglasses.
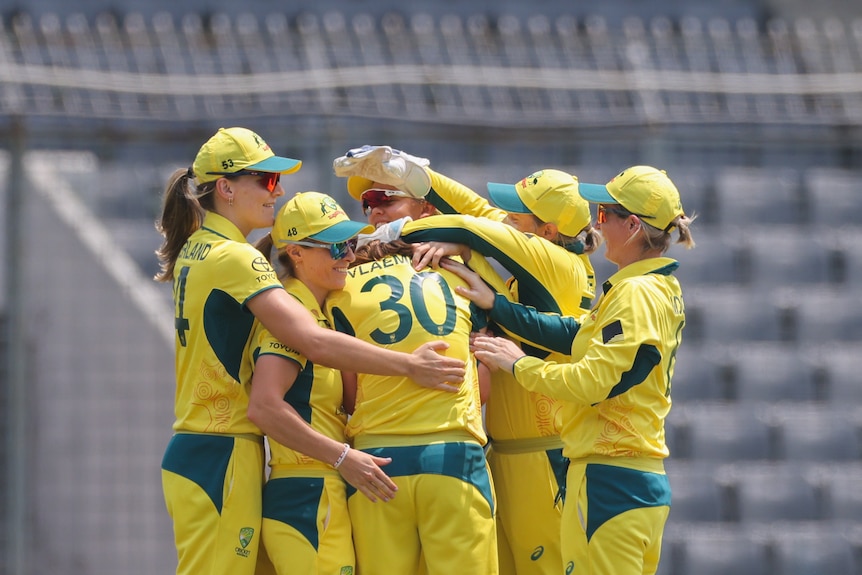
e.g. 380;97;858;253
361;188;408;215
597;204;632;224
207;170;281;192
287;238;358;260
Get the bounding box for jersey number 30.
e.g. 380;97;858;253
361;272;457;345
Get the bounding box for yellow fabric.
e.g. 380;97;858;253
488;448;564;575
486;169;591;236
348;463;497;575
326;253;486;445
562;462;669;575
400;213;595;440
261;475;354;575
513;257;684;460
254;278;349;467
162;435;265;575
171;210;281;435
193;126;301;185
411;170;597;575
585;166;684;231
427;169;508;221
271;192;371;246
252;278;355;574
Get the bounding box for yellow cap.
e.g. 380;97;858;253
192;127;302;185
486;169;592;236
579;166;684;231
272;192;372;245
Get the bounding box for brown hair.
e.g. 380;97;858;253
154;168;218;282
352;239;414;266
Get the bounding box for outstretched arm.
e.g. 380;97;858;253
249;288;464;391
248;354;398;502
440;258;581;355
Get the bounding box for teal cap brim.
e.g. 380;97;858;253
577;182;616;203
307;220;373;243
486;182;531;214
248;155;302;174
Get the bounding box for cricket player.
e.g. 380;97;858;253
325;239;498;575
333;146;598;575
456;166;696;575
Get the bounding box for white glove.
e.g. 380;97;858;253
333;145;432;198
355;216;412;249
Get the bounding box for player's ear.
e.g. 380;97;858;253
539;222;558;241
419;200;438;218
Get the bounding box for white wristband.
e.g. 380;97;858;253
333;443;351;469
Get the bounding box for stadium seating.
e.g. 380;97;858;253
768;404;862;461
670;346;733;402
714;167;805;226
2;7;862;575
669;402;777;461
819;464;862;521
684;288;794;345
663;461;728;523
789;288;862;343
768;524;860;575
808;345;862;403
663;524;772;575
805;167;862;226
719;463;826;523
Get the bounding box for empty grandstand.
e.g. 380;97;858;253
1;1;861;574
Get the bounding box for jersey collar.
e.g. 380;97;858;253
200;211;249;243
601;257;679;295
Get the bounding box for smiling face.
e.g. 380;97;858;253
224;173;285;235
361;182;435;227
286;241;356;306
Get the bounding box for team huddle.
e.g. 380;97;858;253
155;127;696;575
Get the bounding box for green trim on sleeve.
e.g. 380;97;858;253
488;294;579;355
604;344;661;401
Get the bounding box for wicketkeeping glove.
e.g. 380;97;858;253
355;216;412;249
333;145;432;198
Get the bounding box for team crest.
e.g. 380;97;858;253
238;527;255;549
340;567;354;575
320;196;344;217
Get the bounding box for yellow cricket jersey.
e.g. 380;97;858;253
324;253;486;447
253;278;349;468
171;211;282;435
404;169;596;442
496;258;686;460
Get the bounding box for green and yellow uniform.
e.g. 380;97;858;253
161;211;281;575
401;169;595;574
325;252;496;575
489;257;682;575
254;278;354;575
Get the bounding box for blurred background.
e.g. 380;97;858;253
1;0;861;573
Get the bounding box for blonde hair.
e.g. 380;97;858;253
554;226;603;255
638;212;697;253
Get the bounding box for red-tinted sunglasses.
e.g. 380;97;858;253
361;188;408;215
208;170;281;192
597;204;655;225
597;204;632;224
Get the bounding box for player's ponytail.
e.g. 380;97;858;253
154;168;207;282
